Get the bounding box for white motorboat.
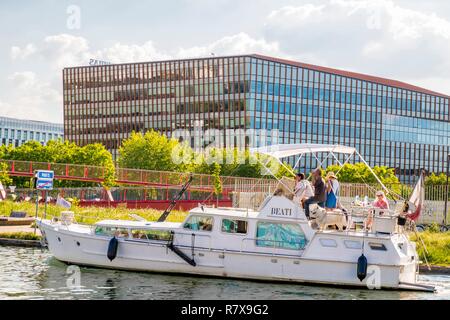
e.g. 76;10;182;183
37;144;436;292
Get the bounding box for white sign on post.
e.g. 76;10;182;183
35;170;54;190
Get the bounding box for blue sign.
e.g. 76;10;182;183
36;170;54;180
36;179;53;190
35;170;54;190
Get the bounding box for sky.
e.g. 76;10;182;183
1;0;450;123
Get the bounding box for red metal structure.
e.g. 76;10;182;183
1;158;272;196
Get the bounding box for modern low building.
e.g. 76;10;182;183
63;54;450;183
0;116;64;147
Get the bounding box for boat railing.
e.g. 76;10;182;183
315;206;406;236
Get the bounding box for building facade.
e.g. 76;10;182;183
63;54;450;183
0;116;64;147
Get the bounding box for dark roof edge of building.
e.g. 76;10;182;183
0;115;63;127
250;54;450;98
63;53;450;98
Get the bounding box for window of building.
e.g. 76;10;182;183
183;215;213;231
221;219;248;234
256;222;307;250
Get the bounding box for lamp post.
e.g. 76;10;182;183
444;154;450;226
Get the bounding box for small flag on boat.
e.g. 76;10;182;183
56;194;72;208
406;173;425;221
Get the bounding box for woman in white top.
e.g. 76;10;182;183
294;173;314;207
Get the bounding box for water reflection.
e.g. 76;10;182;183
0;246;449;300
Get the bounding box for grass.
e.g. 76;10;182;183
0;231;41;241
410;231;450;267
0;200;189;225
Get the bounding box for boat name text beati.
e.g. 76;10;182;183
270;207;292;216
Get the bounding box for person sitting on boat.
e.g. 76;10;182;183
366;191;390;230
304;168;327;219
325;172;340;210
294;173;314;208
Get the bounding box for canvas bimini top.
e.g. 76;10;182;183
250;143;395;198
250;144;356;159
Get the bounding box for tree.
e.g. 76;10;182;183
324;163;403;198
425;173;447;186
0;140;116;188
212;163;222;196
0;162;12;186
325;163;399;185
118;130;186;172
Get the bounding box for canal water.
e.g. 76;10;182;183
0;246;449;300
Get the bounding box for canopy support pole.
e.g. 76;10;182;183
260;157;295;195
336;152;354;175
330;151;343;167
355;150;390;195
292;154;304;171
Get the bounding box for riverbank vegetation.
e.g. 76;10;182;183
410;228;450;266
0;200;188;225
0;231;41;240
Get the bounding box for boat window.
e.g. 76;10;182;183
344;240;362;249
94;226;129;238
183;215;213;231
131;229;172;241
256;222;307;250
319;238;337;248
369;242;387;251
221;219;248;234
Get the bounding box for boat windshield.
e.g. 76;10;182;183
256;222;308;250
94;226;129;238
131;229;172;241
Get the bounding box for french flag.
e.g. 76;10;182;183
406;173;425;221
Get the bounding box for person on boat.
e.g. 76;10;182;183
366;190;390;230
294;173;314;207
304;168;327;219
325;172;340;210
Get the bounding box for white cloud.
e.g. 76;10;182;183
264;0;450;92
2;71;62;122
10;44;36;60
176;32;280;58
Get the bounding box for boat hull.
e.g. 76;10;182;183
39;221;433;292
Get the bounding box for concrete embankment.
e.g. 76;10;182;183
0;238;42;247
419;265;450;275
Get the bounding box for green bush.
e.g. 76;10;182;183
0;232;41;240
410;231;450;266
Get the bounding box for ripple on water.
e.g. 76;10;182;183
0;246;449;300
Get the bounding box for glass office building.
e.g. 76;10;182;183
63;54;450;183
0;116;64;147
